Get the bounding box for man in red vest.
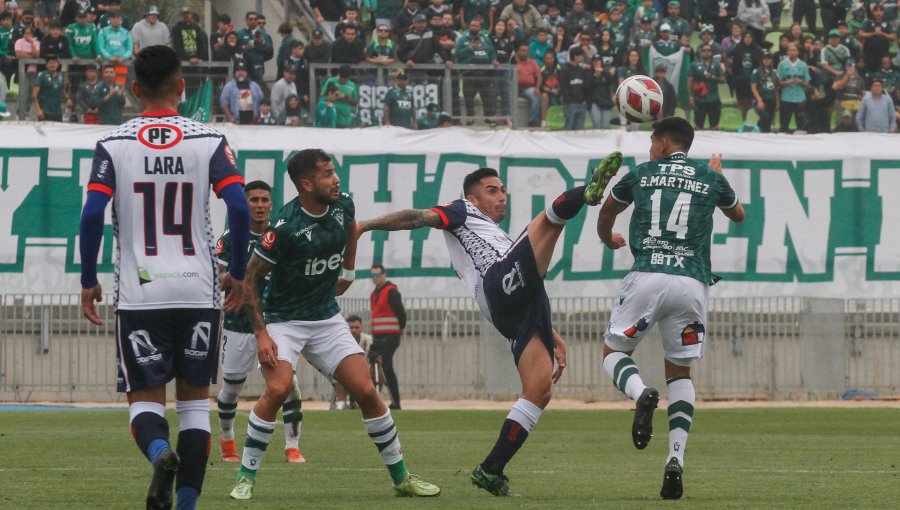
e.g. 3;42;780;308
369;264;407;410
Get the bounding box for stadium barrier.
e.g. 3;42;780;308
1;294;897;403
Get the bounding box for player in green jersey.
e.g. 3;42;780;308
229;149;440;500
597;117;745;500
215;181;306;465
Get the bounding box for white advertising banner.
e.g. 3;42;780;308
0;124;898;299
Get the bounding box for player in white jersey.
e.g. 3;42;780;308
358;154;623;496
79;46;251;510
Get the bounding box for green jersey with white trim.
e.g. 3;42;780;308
254;193;355;323
216;229;263;333
610;152;737;285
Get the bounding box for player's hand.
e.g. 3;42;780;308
257;331;278;370
81;284;104;325
551;331;567;384
222;274;247;313
708;153;724;173
605;232;627;249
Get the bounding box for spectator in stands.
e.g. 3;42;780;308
210;14;234;61
663;1;692;39
803;78;837;133
693;25;720;58
76;63;99;124
332;24;366;64
730;30;763;121
859;4;895;74
461;0;495;30
216;31;244;68
32;54;64;121
220;61;264;125
35;0;57;27
92;64;125;124
399;13;438;65
0;11;13;89
588;54;616;129
737;0;770;46
455;17;497;123
275;21;294;78
14;24;40;120
500;0;546;38
10;9;43;51
335;5;364;41
690;43;726;130
570;28;598;59
279;94;303;126
833;109;858;131
285;41;309;109
777;42;810;133
436;111;453;126
835;20;860;61
655;64;678;118
171;6;209;64
764;0;783;32
257;98;277;125
819;0;845;33
635;0;659;29
515;42;542;127
619;48;647;83
856;79;896;132
791;0;816;35
131;5;169;54
631;16;656;51
553;24;572;58
99;0;129;30
563;1;593;36
542;3;563;30
847;5;866;37
320;64;359;128
595;28;618;75
653;23;680;56
270;65;298;121
315;82;338;128
374;0;404;31
540;49;561;127
775;33;790;62
751;51;779;132
367;24;398;64
873;56;899;95
60;0;90;27
306;29;332;67
417;102;440;128
66;9;97;63
491;19;515;64
435;13;457;64
721;21;743;95
237;12;274;94
384;71;417;128
833;62;865;115
41;21;70;58
529;27;552;61
96;11;133;64
393;0;421;38
820;29;851;79
559;46;589;130
312;0;343;37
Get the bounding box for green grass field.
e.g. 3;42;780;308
2;407;898;509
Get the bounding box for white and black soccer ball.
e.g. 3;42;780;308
615;75;664;124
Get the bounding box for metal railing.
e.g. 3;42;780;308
308;63;520;128
2;294;897;403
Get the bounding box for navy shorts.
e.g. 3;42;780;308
115;308;222;393
483;233;554;364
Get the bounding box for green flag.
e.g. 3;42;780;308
178;79;212;122
645;46;692;107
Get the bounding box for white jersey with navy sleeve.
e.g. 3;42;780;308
88;112;244;310
430;199;513;321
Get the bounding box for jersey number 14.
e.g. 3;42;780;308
648;189;692;240
134;182;195;256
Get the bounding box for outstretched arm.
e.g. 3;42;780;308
358;208;443;235
709;154;746;223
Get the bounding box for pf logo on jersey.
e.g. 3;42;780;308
261;230;276;249
138;123;183;149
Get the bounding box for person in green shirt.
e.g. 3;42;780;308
92;65;126;125
688;43;725;130
33;55;66;121
383;71;417;128
320;64;359;128
751;52;780;132
597;116;744;502
66;10;98;62
315;82;338;128
776;42;810;133
417;103;440;129
0;11;13;90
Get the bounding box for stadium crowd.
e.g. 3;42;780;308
0;0;897;132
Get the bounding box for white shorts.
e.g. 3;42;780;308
605;271;709;363
267;313;365;379
220;329;258;375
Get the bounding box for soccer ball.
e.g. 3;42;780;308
615;75;664;123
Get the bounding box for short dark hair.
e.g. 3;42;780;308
245;11;258;19
338;64;352;78
371;263;386;273
217;14;232;24
324;82;339;95
0;12;11;22
651;116;694;151
346;315;363;324
463;168;499;196
133;46;182;100
244;180;272;194
287;149;332;185
291;39;305;49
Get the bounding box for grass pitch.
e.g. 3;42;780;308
1;407;898;509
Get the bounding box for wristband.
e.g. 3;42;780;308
342;268;356;281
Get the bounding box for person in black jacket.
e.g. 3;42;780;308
559;46;590;130
171;7;209;63
399;14;438;65
331;25;366;64
655;64;678;119
588;55;616;129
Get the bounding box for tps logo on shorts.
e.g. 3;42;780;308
261;230;276;249
137;123;184;149
681;322;705;346
185;322;212;359
624;317;649;338
129;330;162;365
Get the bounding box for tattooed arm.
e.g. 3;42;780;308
357;209;444;235
242;254;279;369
